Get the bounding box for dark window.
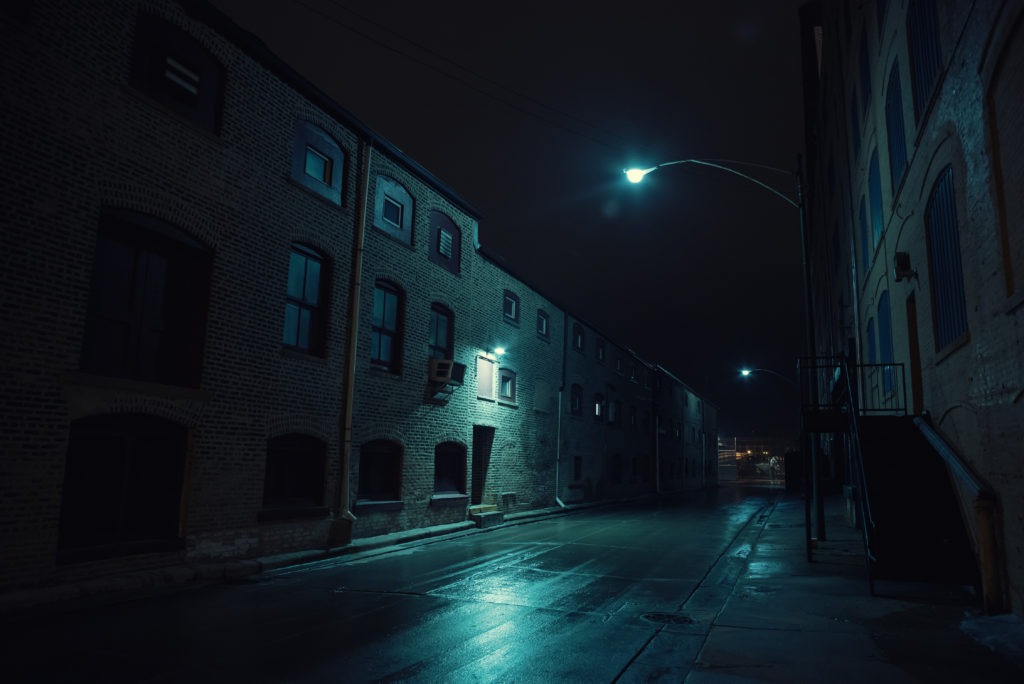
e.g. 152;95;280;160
630;405;637;430
988;18;1024;297
428;304;453;360
866;318;877;364
58;414;187;562
907;0;942;121
434;442;466;494
537;310;550;338
130;12;224;132
869;149;884;247
428;210;461;273
878;290;895;393
498;368;517;402
925;166;968;350
371;281;403;372
570;383;582;415
282;244;327;354
858;29;872;116
502;290;520;322
572;322;584;352
609;399;621;425
596;338;605;362
594;393;605;421
373;177;413;244
859;196;871;273
573;455;582;481
849;94;862;159
81;210;211;387
885;63;908;192
291;121;344;205
260;434;327;520
358;440;402;502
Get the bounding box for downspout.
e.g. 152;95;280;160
329;138;372;546
554;309;568;508
654;414;661;494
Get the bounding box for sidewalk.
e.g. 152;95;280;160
690;492;1024;683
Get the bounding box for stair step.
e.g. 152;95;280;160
468;510;504;528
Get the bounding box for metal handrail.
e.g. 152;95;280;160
837;359;876;582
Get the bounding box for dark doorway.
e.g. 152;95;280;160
471;426;495;505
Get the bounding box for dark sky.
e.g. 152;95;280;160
211;0;809;443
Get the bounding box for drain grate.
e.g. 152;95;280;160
641;612;695;625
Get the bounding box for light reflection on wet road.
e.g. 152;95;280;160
2;485;778;683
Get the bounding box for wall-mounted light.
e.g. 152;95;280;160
893;252;918;282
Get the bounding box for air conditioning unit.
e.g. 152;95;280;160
429;359;466;386
893;252;917;282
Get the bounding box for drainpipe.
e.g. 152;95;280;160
554;310;568;508
329;138;372;546
654;414;661;494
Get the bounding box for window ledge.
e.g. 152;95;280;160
934;333;969;366
497;399;518;409
286;176;343;208
354;500;404;513
430;493;469;508
281;347;328;364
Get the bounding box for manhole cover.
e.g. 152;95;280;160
641;612;695;625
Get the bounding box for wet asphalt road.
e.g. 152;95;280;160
2;486;780;683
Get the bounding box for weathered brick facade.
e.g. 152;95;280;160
800;0;1024;614
0;0;716;593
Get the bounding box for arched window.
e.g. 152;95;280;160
434;442;466;495
925;166;968;350
81;210;212;387
59;414;187;561
358;440;402;503
373;177;414;244
260;433;327;521
371;281;404;372
429;210;461;273
283;243;328;354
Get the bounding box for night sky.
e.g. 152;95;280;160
211;0;809;442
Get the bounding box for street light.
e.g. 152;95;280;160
625;156;825;555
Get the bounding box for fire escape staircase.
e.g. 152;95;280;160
797;358;1004;611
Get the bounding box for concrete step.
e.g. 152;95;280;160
469;510;504;528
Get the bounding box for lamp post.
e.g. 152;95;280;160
625;157;824;555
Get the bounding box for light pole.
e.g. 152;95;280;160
625;157;825;554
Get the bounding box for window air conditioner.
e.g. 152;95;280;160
429;359;466;386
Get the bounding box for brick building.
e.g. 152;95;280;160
0;0;716;595
799;0;1024;614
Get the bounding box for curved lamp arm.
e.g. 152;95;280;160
624;158;799;209
740;367;798;388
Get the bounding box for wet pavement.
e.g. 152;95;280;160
1;484;1023;682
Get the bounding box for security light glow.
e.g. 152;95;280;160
494;347;506;356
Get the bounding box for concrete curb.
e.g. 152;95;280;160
0;495;633;617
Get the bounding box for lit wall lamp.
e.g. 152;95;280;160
485;346;507;360
893;252;918;282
